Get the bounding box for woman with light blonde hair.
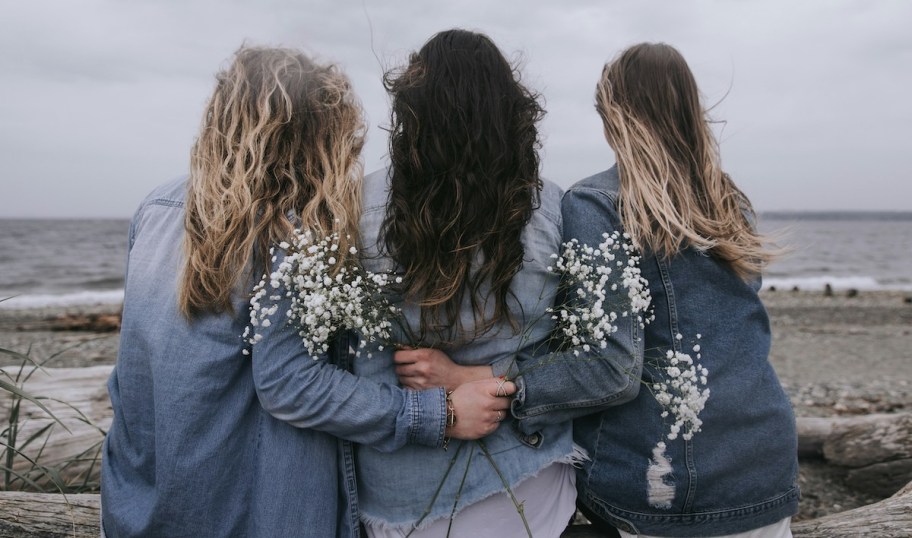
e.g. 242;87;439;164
100;45;513;538
515;42;799;537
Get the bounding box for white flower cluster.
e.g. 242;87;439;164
652;335;710;442
242;230;398;359
547;231;652;355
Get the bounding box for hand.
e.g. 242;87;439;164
445;377;516;440
395;347;492;393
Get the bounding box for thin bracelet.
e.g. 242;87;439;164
443;390;456;450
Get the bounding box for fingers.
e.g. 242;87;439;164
485;378;516;397
393;349;419;365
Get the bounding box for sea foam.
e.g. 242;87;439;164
762;276;911;292
0;290;125;309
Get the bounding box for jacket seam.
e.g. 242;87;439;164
583;485;799;524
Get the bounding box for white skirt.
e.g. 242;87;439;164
365;462;577;538
618;516;793;538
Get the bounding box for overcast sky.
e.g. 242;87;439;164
2;0;910;218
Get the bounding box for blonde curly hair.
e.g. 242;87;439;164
179;46;365;317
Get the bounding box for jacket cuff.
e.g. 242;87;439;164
509;375;527;417
407;387;448;448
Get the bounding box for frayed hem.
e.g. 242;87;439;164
565;443;590;467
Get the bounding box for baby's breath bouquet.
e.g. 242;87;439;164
545;231;709;452
653;336;710;443
243;229;400;358
547;231;652;354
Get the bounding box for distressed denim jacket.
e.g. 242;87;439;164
101;177;448;537
510;167;799;537
353;168;576;530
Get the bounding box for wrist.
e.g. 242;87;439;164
459;365;495;386
443;390;457;449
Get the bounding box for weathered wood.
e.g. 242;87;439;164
796;416;834;458
0;492;100;538
797;413;912;496
792;479;912;537
0;493;614;538
0;488;909;538
824;413;912;466
14;312;121;333
1;371;910;536
1;366;112;490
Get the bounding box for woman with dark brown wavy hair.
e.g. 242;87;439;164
352;29;579;537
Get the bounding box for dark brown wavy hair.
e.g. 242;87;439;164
380;29;544;339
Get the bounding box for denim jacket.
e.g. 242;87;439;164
101;177;448;537
352;168;576;530
511;167;799;537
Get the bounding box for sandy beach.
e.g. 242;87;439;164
1;289;911;521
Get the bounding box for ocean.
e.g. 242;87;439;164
1;213;910;309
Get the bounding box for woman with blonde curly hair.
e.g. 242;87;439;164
100;46;513;538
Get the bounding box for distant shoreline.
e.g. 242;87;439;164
2;210;912;222
759;210;912;221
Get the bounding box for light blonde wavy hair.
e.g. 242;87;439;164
596;42;774;280
179;46;365;317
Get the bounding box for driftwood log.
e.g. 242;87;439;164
791;479;912;537
797;413;912;497
0;366;112;489
0;486;910;538
2;369;912;535
0;492;99;538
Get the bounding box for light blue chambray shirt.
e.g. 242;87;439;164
352;168;576;529
101;177;448;537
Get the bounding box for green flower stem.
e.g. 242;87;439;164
445;446;474;537
476;439;532;538
405;440;466;537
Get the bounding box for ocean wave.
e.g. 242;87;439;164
0;276;908;309
0;289;125;309
762;276;912;292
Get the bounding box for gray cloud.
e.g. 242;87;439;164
1;0;909;217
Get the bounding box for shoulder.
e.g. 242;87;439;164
562;167;622;214
132;175;188;221
138;176;189;212
128;175;188;247
535;177;564;228
565;167;620;201
560;168;624;241
361;167;392;214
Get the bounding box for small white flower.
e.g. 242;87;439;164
243;230;398;359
